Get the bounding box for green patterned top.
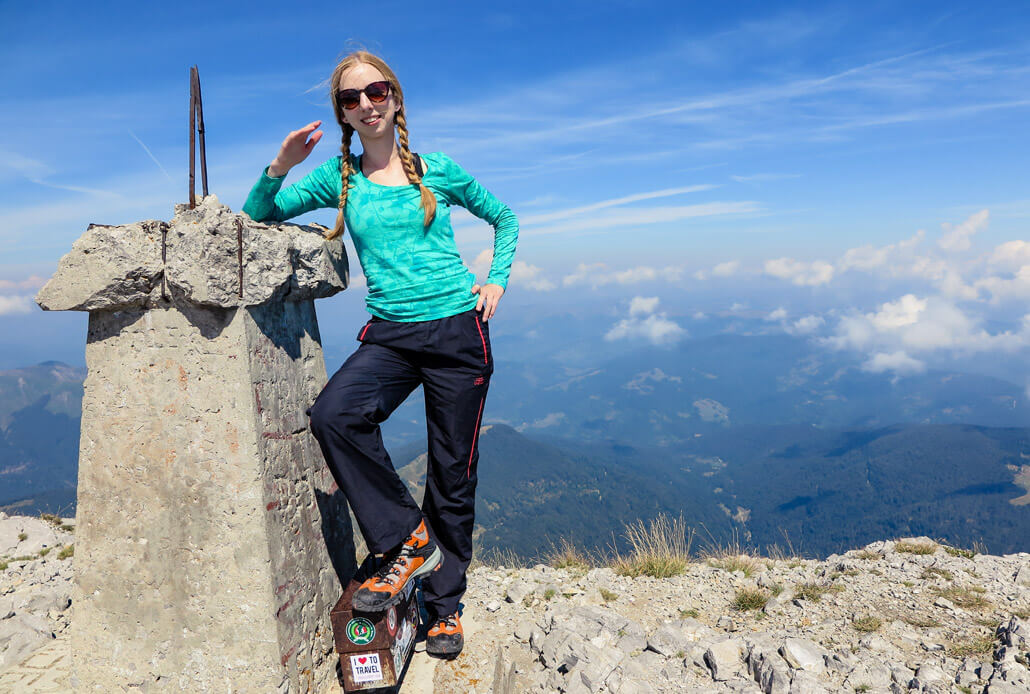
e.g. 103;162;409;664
243;152;519;322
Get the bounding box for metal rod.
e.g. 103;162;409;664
189;67;197;209
194;67;208;197
236;219;244;298
161;226;169;301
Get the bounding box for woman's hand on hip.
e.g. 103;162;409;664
471;283;504;321
268;121;323;177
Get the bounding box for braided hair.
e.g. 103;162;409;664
326;50;436;241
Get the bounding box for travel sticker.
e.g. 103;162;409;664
349;653;383;684
386;605;398;637
346;617;376;645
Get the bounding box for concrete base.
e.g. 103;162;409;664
72;301;354;692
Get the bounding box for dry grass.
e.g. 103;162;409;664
793;582;844;603
471;547;526;570
610;514;693;578
851;616;882;632
58;545;74;560
545;539;593;572
731;587;769;611
853;549;880;560
934;585;990;610
903;614;942;628
894;539;938;555
599;588;618;603
921;567;954;581
708;554;762;577
947;632;995;658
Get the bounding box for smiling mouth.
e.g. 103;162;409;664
361;116;382;125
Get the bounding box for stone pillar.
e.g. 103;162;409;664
36;197;355;693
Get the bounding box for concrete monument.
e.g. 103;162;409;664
36;196;355;692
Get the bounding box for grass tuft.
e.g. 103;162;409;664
599;588;618;603
894;539;938;555
610;514;692;578
731;587;769;611
921;567;954;581
58;545;74;560
707;554;761;577
545;539;592;572
851;616;882;632
17;533;27;542
934;585;990;610
793;582;843;602
947;632;995;658
853;549;880;560
679;607;699;618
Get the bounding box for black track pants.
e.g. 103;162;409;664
307;308;492;619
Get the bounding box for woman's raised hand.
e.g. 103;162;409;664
268;121;324;177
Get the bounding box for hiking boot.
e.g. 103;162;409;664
426;612;463;659
351;519;442;613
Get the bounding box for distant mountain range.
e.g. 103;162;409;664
395;422;1030;560
0;362;83;514
2;350;1027;559
381;329;1029;448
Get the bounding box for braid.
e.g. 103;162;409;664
327;125;354;240
395;109;437;227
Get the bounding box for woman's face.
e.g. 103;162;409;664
338;63;398;138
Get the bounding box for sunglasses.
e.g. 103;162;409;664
336;81;392;110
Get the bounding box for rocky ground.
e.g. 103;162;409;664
436;537;1030;693
0;513;1027;693
0;513;74;672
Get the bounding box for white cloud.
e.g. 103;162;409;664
939;209;988;251
789;315;825;335
526;201;759;237
975;265;1030;303
766;307;787;321
764;258;835;286
605;296;686;346
0;275;47;292
629;296;660;316
525;412;566;429
474;249;554;290
862;351;926;375
711;260;740;277
826;294;1030;357
0;295;33;316
563;263;682;288
990;240;1030;271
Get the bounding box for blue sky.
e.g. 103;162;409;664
1;1;1029;386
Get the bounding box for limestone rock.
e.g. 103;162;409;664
36;196;347;312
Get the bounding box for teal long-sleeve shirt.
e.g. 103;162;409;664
242;152;519;322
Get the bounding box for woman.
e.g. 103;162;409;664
242;50;518;659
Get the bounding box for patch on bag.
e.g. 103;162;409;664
473;376;485;386
346;617;376;645
349;653;383;683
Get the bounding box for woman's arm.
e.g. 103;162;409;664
242;158;340;223
439;155;519;290
242;121;339;223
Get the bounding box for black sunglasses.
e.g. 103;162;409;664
336;81;392;110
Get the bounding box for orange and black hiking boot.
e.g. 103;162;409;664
351;519;442;613
426;612;463;659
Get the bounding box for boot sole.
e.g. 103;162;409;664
351;546;443;613
426;635;464;660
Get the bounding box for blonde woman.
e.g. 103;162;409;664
243;50;518;659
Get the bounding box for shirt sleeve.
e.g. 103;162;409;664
241;157;342;223
439;154;519;289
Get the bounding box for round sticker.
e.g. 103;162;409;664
346;617;376;645
386;606;398;637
